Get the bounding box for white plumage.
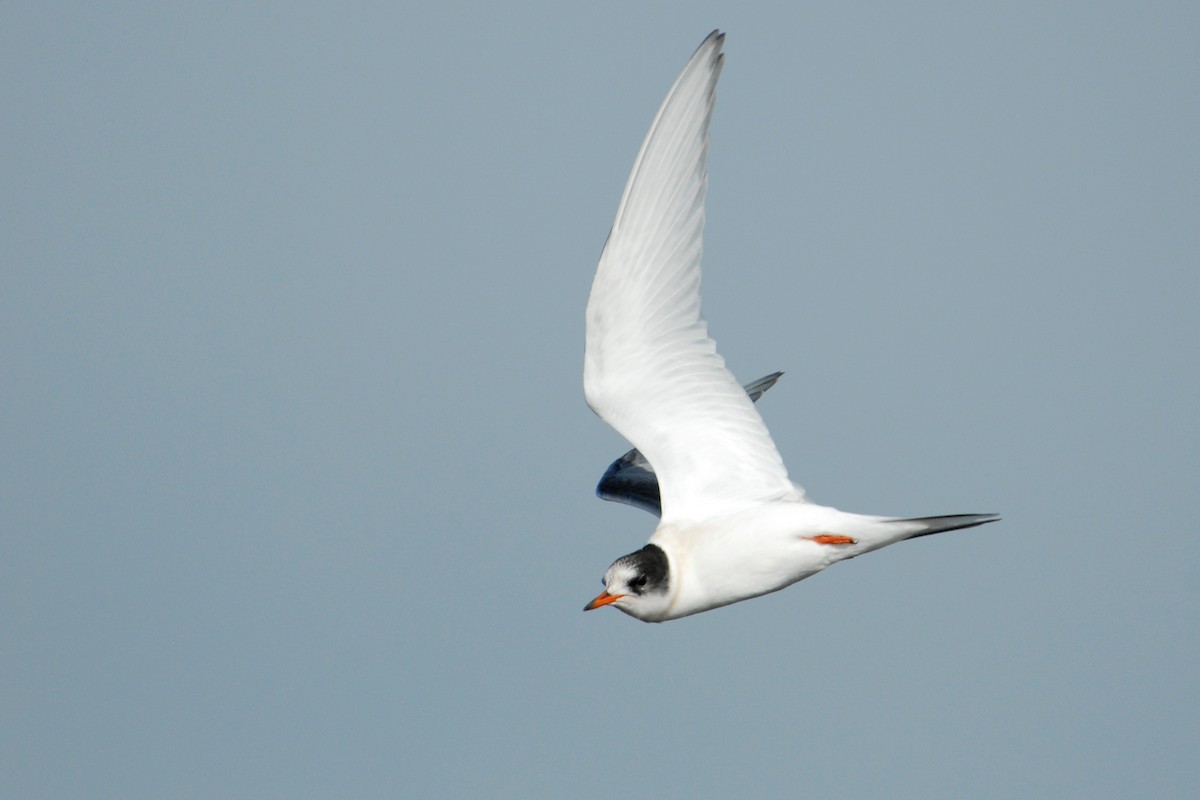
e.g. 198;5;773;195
583;32;997;622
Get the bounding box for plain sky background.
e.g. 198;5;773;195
3;2;1198;798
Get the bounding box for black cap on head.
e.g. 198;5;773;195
614;544;669;595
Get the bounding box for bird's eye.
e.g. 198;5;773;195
630;575;648;590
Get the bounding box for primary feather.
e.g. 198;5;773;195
585;32;799;523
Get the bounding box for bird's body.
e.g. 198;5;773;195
648;504;843;621
636;507;995;621
582;31;997;622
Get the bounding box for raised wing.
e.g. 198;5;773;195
584;32;800;523
597;372;784;517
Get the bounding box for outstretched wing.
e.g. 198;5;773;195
596;372;784;517
584;32;800;523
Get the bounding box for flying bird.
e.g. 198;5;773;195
582;31;998;622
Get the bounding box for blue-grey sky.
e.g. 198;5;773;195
4;2;1198;798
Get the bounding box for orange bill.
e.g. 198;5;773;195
583;591;624;611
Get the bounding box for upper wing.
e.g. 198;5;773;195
584;32;801;523
596;372;784;518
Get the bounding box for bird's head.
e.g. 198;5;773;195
584;544;671;622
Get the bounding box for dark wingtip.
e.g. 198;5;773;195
902;513;1001;539
743;371;784;403
595;458;664;517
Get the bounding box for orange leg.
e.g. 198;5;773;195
807;534;857;545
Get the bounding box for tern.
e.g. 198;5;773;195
582;31;998;622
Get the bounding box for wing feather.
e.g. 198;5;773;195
584;32;801;523
596;372;786;518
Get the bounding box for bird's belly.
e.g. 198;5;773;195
665;536;827;619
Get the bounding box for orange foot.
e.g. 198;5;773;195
807;534;857;545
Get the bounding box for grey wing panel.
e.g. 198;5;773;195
742;371;783;403
595;372;783;518
596;448;664;517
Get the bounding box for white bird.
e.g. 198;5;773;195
582;31;998;622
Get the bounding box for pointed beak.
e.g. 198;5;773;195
583;591;624;611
